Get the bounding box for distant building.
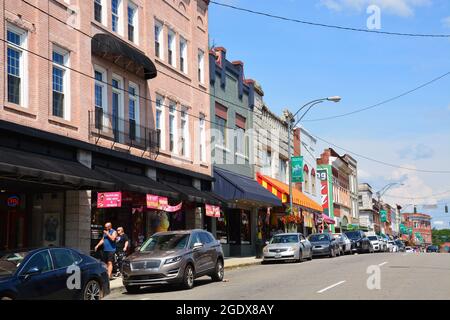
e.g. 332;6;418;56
358;183;380;234
402;212;432;247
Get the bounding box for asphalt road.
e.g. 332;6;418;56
105;252;450;300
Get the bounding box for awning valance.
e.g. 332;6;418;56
162;181;223;206
256;173;323;213
213;167;282;207
92;33;157;80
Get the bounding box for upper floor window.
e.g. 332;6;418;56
94;0;102;23
198;49;205;84
127;2;138;43
6;25;27;106
155;96;164;149
52;46;70;119
215;116;227;147
169;102;177;153
168;29;176;67
111;0;121;34
279;158;287;183
154;20;163;59
94;67;107;129
179;37;187;74
199;114;206;163
128;83;139;140
180;108;189;157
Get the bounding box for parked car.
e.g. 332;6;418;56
122;230;224;293
344;230;374;254
308;233;340;258
395;240;406;252
367;236;381;252
0;247;110;300
377;236;388;252
262;233;312;263
388;241;399;252
405;246;414;253
426;245;439;253
332;233;352;255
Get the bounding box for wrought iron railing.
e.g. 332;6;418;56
89;108;160;155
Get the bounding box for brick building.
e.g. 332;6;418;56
402;213;432;247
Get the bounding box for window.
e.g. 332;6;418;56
180;108;189;157
154;20;163;59
111;77;123;141
179;37;187;74
155;96;164;149
22;250;53;274
311;173;317;196
128;83;139;140
127;2;137;43
303;166;310;193
52;47;69;119
94;0;102;23
169;102;176;153
198;49;205;84
240;212;251;245
279;158;287;183
235;127;245;157
262;150;272;175
199;114;206;162
52;249;76;269
111;0;121;33
215;116;227;147
6;26;27;106
199;232;213;245
168;29;176;67
94;67;107;129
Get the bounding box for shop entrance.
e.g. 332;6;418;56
0;194;27;251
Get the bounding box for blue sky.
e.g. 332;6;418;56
209;0;450;229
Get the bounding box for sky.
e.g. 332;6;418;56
208;0;450;229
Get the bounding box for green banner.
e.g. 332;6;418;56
291;156;304;183
380;210;387;222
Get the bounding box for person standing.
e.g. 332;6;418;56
115;227;129;276
94;222;117;279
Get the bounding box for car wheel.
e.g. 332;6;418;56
83;280;103;300
182;264;195;290
211;259;224;282
125;285;141;294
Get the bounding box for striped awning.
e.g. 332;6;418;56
256;173;323;213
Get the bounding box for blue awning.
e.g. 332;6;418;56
213;167;282;207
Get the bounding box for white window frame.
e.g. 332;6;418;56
111;74;125;140
155;95;165;150
168;29;176;68
111;0;123;35
127;1;138;44
128;81;140;139
179;36;188;74
154;20;164;60
180;107;189;158
168;101;177;154
93;65;108;129
198;49;205;84
6;24;28;108
52;45;70;120
199;114;206;163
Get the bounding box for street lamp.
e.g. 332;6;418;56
376;183;404;203
287;96;341;233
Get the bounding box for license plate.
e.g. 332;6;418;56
275;254;282;258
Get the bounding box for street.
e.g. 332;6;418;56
105;253;450;300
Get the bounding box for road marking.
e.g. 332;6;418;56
378;261;388;267
317;280;346;294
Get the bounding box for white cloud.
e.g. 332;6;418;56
433;220;444;225
320;0;431;17
442;16;450;28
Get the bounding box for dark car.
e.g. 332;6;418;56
426;245;439;253
308;233;340;258
0;247;110;300
395;240;406;252
122;230;224;292
344;230;373;254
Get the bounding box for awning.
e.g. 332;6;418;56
213;167;282;207
256;173;323;213
94;167;178;198
322;214;336;225
162;181;223;206
0;146;115;190
92;33;157;80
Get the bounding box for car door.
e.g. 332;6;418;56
199;232;216;271
17;250;56;300
190;232;208;274
50;248;79;300
300;235;311;258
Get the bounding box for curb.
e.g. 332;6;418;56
108;261;263;295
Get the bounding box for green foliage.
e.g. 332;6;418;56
432;229;450;246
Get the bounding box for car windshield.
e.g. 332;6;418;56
140;234;190;252
345;231;361;240
0;251;28;277
309;234;330;242
368;236;378;241
270;235;299;244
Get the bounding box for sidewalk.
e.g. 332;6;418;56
109;256;262;293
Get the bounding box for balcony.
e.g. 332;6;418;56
89;108;160;157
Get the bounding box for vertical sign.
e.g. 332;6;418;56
380;210;387;222
317;165;334;233
291;156;304;183
205;204;221;218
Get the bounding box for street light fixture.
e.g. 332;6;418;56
287;96;341;233
376;183;405;203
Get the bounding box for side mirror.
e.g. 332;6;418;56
193;242;204;250
20;267;41;280
135;246;141;252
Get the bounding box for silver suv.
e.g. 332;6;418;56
122;230;224;292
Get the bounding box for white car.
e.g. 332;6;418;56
388;241;398;252
405;246;414;253
377;236;388;252
367;236;381;252
333;233;352;255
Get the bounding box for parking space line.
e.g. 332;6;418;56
317;280;346;294
378;262;388;267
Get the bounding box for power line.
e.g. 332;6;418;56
210;1;450;38
383;189;450;200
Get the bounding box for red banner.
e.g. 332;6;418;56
206;204;221;218
97;192;122;208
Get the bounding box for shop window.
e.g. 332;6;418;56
241;211;251;245
216;212;228;244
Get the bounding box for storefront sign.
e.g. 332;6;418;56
291;156;304;183
206;204;221;218
7;195;20;207
165;202;182;213
146;194;169;210
97;192;122;208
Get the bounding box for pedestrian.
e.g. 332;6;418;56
94;222;117;280
115;227;129;277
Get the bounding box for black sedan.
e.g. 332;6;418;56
308;233;340;258
344;230;374;254
0;247;110;300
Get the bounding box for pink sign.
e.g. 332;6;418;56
206;204;221;218
165;202;182;213
146;194;160;209
97;192;122;208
